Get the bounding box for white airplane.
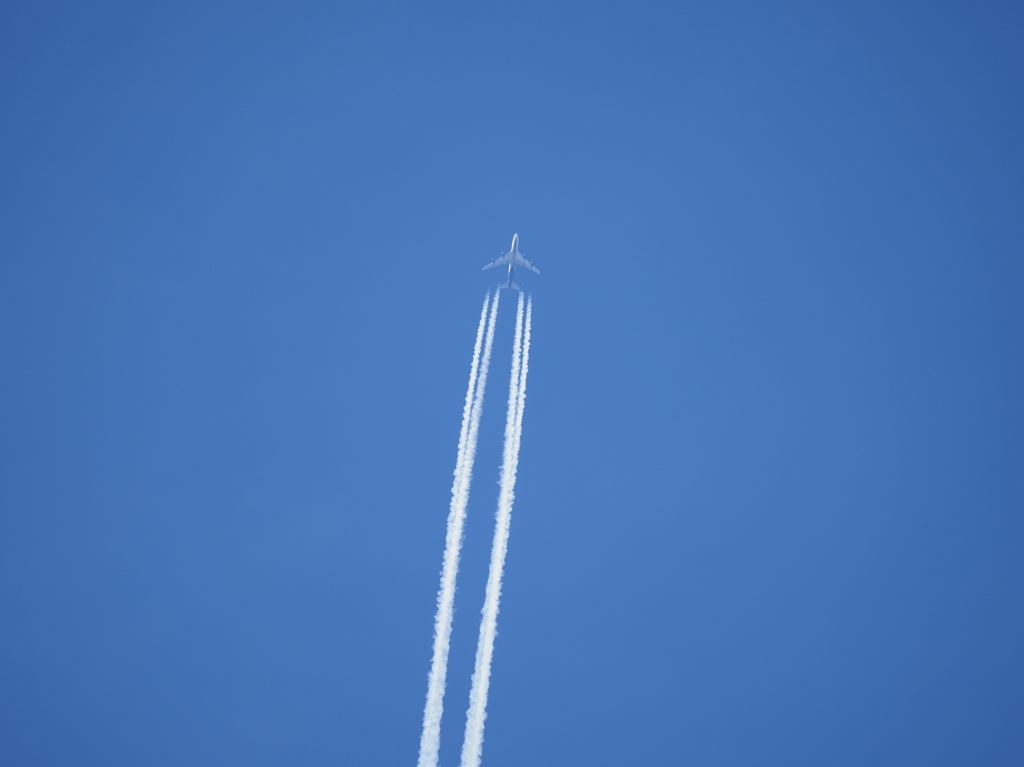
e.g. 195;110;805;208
482;233;540;290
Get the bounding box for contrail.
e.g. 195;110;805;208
418;290;501;767
460;292;532;767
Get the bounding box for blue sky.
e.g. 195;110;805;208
1;1;1022;765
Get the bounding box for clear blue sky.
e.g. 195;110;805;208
1;2;1022;765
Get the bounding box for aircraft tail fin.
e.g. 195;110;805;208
498;281;520;291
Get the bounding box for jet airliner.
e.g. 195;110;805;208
483;233;539;290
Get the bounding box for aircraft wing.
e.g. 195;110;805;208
516;254;540;274
483;253;511;270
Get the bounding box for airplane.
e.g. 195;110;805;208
482;233;539;290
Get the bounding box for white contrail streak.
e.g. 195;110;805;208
460;292;532;767
418;290;501;767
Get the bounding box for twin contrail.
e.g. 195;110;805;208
461;291;532;767
418;291;500;767
417;289;534;767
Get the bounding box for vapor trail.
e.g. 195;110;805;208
418;290;501;767
460;292;532;767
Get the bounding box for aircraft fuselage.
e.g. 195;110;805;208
504;234;520;289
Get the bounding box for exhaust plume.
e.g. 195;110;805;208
418;290;501;767
460;292;532;767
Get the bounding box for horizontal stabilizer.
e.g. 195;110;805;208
498;281;520;291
